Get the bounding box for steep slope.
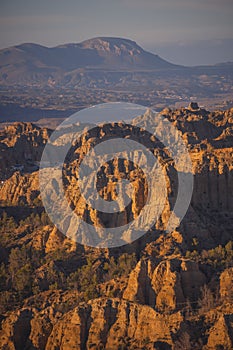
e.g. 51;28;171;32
0;105;232;349
74;37;177;68
1;106;232;245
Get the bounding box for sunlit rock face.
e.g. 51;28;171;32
0;107;233;349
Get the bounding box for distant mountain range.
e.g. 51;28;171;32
0;37;232;88
0;37;176;85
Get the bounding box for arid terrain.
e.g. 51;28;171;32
0;103;232;349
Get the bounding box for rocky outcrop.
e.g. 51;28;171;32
46;298;183;350
0;122;50;180
0;299;183;350
0;171;39;205
206;314;233;349
0;291;232;349
0;309;33;350
220;268;233;300
123;257;206;310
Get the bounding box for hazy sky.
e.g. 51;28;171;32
0;0;233;65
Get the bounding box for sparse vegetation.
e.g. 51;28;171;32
185;241;233;268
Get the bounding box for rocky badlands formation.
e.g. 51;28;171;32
0;104;232;349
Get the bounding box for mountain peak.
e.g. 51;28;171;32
76;36;174;68
80;37;142;55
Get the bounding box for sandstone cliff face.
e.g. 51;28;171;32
205;314;233;350
0;122;50;178
123;257;206;310
0;171;39;205
0;299;183;350
0;295;232;349
0;289;83;349
0;309;33;350
220;268;233;300
45;298;183;350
